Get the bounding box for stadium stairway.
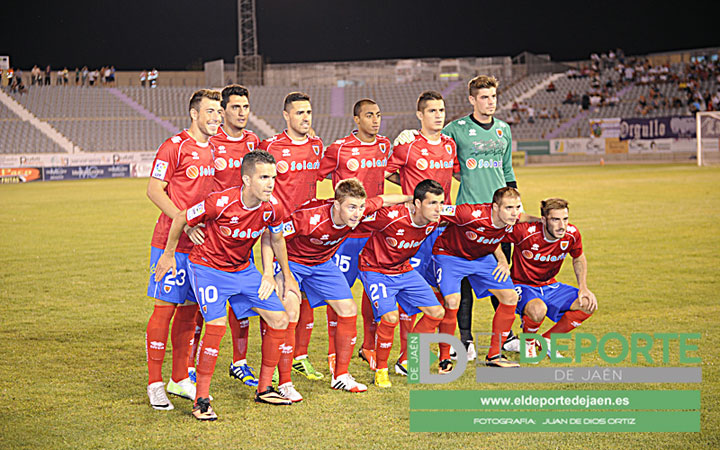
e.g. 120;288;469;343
498;72;564;112
0;89;77;152
247;113;277;140
107;88;177;134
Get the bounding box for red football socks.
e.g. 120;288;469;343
333;315;357;377
146;304;175;384
195;323;226;401
438;307;459;361
397;306;416;362
326;306;338;356
258;325;286;392
543;310;591;338
228;307;250;363
374;318;398;370
411;314;442;334
278;321;298;385
360;291;377;351
294;298;314;358
187;310;204;368
170;303;198;382
488;303;516;359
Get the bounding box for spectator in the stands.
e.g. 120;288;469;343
44;65;52;85
539;107;549;119
546;81;556;92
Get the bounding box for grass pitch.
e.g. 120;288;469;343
0;164;718;449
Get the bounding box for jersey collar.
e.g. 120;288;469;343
283;130;308;145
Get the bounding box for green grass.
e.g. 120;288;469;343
0;164;718;449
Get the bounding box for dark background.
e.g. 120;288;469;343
1;0;716;70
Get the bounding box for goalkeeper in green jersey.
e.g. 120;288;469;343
394;75;519;360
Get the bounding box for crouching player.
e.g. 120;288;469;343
274;178;411;400
504;198;597;360
154;151;301;420
431;187;538;368
358;179;447;388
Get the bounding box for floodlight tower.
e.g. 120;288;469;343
236;0;263;85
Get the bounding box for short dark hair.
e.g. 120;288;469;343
413;179;444;203
283;92;311;112
335;178;367;203
492;187;521;205
353;98;377;117
468;75;499;97
417;90;443;112
241;150;276;178
541;198;569;217
221;84;249;109
188;89;221;113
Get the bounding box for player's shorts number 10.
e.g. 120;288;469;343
198;285;219;304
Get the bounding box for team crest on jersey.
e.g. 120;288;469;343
445;144;453;155
187;202;205;220
312;145;321;156
247;142;255;152
283;221;295;236
441;205;456;216
152;160;168;179
496;129;504;138
426;226;435;235
379;143;387;153
263;211;272;222
560;241;569;250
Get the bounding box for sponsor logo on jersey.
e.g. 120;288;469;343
465;230;478;240
522;251;568;262
283;221;295;236
217;145;226;154
216;196;230;207
247;142;255;151
230;216;239;224
351;148;360;156
421;148;429;156
321;234;329;240
466;158;477;169
393;239;423;249
445;144;453;155
276;160;289;174
441;205;456;216
379;143;387;153
469;129;477;136
282;148;291;157
185;165;214;179
310;238;323;245
309;214;321;225
385;236;398;247
263;211;272;222
560;241;569;250
496;129;504;138
219;226;232;237
187;202;206;220
416;158;428;170
229;226;267;240
287;160;320;172
152;160;168;179
214;157;228;171
346;158;360;171
312;145;321;156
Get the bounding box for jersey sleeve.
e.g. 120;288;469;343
439;203;471;225
569;228;583;258
258;138;272;151
359;205;396;230
503;223;525;244
385;142;409;173
186;194;219;227
268;204;285;234
502;125;517;183
151;139;179;182
363;196;384;216
318;142;339;181
442;122;458;142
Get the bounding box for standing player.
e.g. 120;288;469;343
259;92;325;381
208;84;261;388
504;198;597;359
359;179;447;388
145;89;221;411
432;187;537;368
384;91;459;376
276;179;411;400
318;99;390;372
154;151;301;420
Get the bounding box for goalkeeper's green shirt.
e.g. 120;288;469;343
443;114;516;205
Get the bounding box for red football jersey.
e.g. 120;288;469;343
359;204;439;274
318;131;390;198
284;196;384;265
259;131;323;218
209;127;260;191
432;203;513;260
150;130;216;253
506;222;583;287
186;187;285;272
385;133;459;203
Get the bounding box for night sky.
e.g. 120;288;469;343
1;0;716;70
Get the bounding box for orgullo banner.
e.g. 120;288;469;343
619;116;696;140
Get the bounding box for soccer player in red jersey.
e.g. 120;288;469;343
145;89;221;411
318;99;391;373
206;84;262;388
259;92;325;380
384;91;460;376
504;198;597;360
274;179;410;400
154;150;301;420
358;179;447;388
431;187;538;368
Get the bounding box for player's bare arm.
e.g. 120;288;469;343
518;212;542;223
147;177;205;244
154;209;188;281
379;194;412;206
269;230;301;302
255;229;279;300
491;245;511;282
572;253;597;312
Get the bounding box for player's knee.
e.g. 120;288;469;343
382;311;399;324
334;299;357;317
267;312;289;330
427;305;445;319
525;300;547;322
496;289;518;305
444;293;461;309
